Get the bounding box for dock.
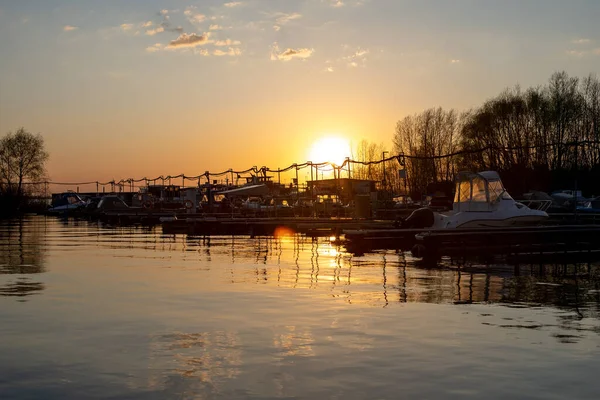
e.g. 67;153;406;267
161;217;397;236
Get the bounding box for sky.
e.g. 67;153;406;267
1;0;600;187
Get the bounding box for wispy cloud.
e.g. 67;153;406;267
272;12;302;31
146;43;162;53
224;2;242;7
209;24;222;30
324;0;365;7
141;21;153;28
344;47;369;67
566;49;587;57
214;47;241;56
572;38;591;44
184;6;206;24
271;43;314;61
63;25;78;32
166;32;211;49
215;39;241;46
120;23;134;32
450;59;461;64
146;26;165;36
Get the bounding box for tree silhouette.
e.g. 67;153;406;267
0;128;48;197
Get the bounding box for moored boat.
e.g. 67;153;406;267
401;171;549;229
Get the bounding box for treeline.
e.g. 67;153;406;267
393;71;600;198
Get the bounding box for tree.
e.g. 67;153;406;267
393;107;460;196
0;128;49;197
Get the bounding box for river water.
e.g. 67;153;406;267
1;215;600;399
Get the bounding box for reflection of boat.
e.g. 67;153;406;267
403;171;549;229
47;192;87;213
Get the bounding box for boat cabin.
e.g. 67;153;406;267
97;195;130;210
453;171;512;212
50;192;86;208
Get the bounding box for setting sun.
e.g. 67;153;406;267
308;136;352;166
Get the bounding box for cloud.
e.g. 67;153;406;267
271;43;314;61
166;32;210;49
450;59;461;63
324;0;365;6
572;38;591;44
326;66;334;72
276;12;302;25
141;21;153;28
209;24;222;30
224;2;242;7
184;7;206;23
120;23;134;31
215;39;241;46
566;50;586;57
214;47;241;56
63;25;78;32
272;12;302;31
342;47;369;67
146;43;162;53
146;26;165;36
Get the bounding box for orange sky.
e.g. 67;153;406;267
1;0;600;190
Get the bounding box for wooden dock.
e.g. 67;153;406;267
342;224;600;261
161;217;396;236
413;225;600;261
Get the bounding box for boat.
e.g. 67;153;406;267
47;192;87;213
401;171;549;229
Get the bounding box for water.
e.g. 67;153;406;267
1;216;600;399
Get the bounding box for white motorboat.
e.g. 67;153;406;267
434;171;548;228
402;171;549;229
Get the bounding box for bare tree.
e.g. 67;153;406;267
393;107;460;196
0;128;49;197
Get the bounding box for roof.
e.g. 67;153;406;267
456;171;501;182
478;171;501;181
219;184;269;197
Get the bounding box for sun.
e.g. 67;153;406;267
308;136;352;166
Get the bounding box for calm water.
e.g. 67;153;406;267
1;216;600;399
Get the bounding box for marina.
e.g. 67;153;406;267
42;169;600;264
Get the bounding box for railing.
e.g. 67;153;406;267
518;199;553;212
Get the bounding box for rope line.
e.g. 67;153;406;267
20;140;599;186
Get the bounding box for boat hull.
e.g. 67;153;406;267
456;214;548;228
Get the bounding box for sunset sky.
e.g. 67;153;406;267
1;0;600;186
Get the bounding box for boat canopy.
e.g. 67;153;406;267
51;192;86;208
453;171;511;212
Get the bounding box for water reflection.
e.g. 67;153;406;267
0;217;47;300
142;330;243;397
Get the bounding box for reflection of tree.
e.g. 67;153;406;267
0;216;47;299
0;278;44;298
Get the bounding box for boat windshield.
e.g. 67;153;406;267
455;181;471;203
488;180;511;201
471;176;487;202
